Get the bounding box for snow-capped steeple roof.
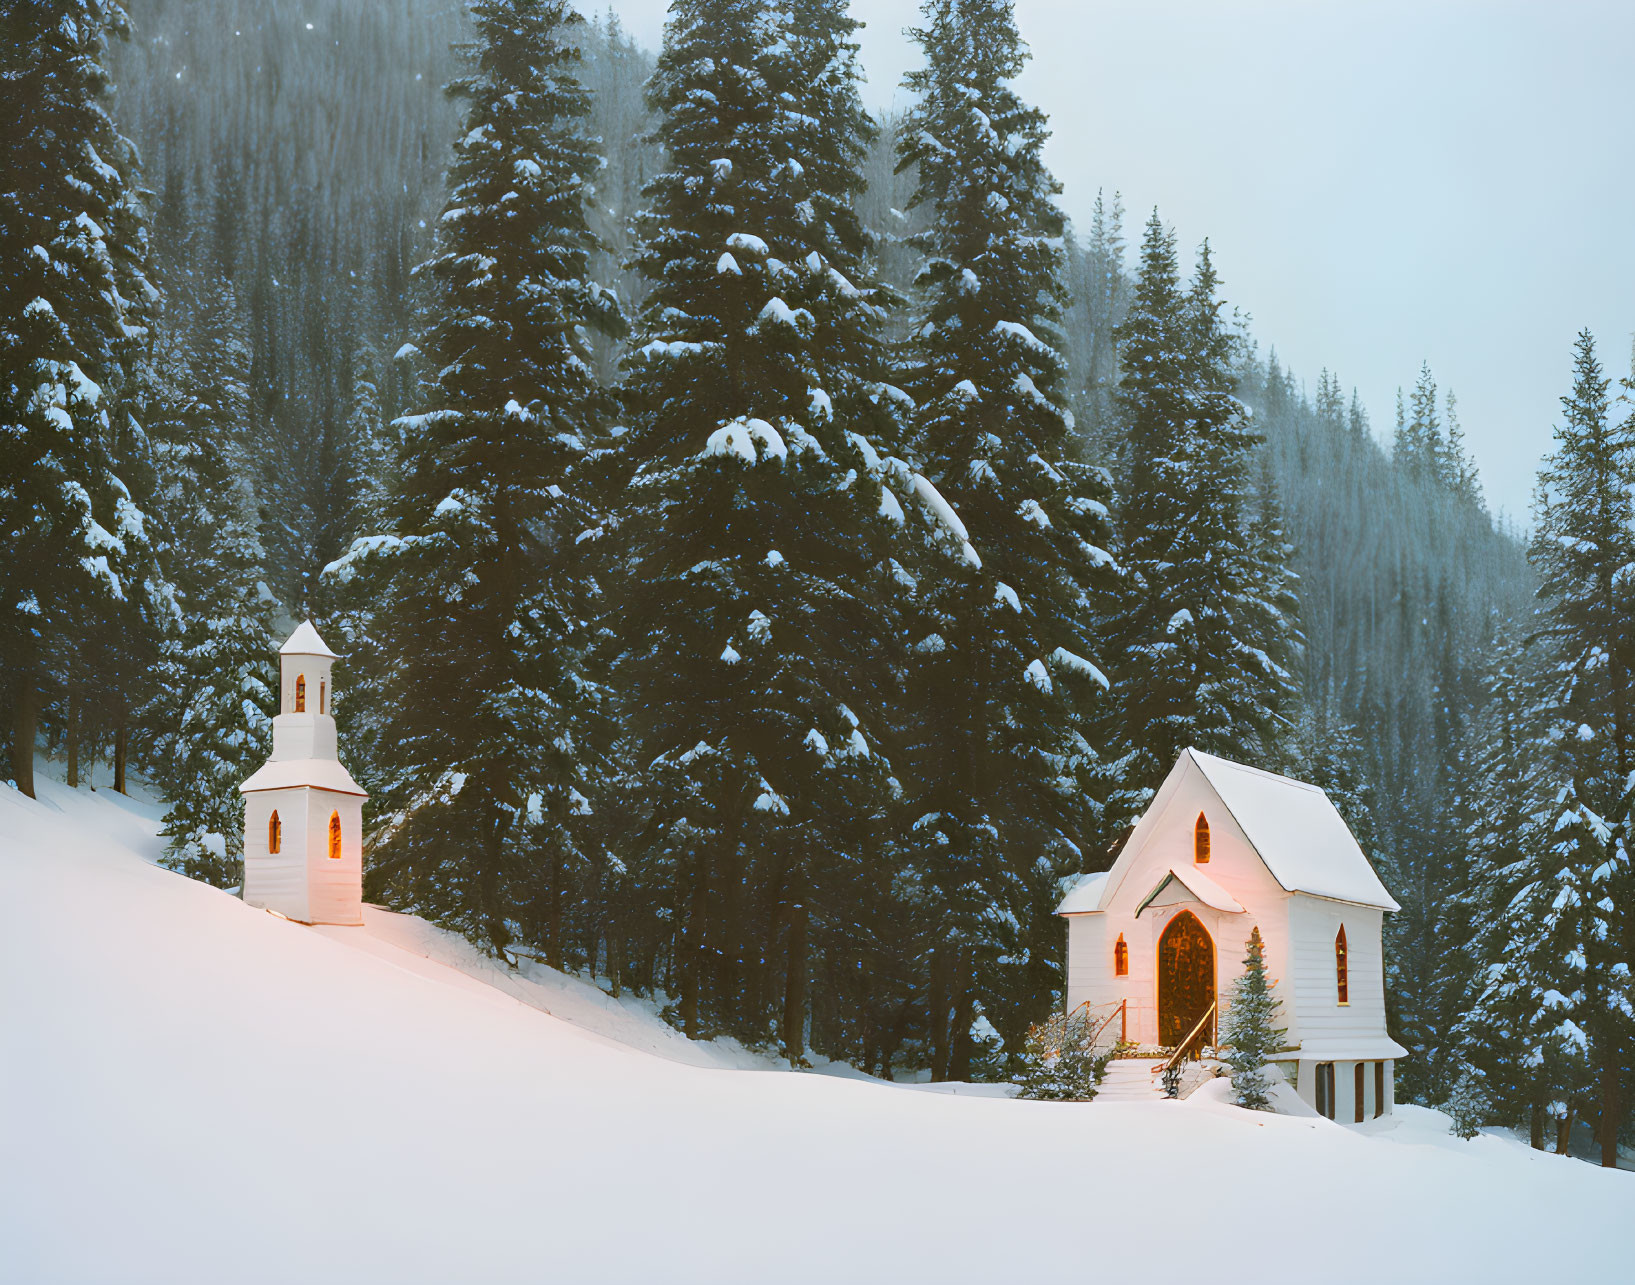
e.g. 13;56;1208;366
280;620;339;659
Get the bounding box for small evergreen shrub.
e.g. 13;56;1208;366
1015;1007;1113;1100
1221;926;1286;1110
1446;1069;1491;1140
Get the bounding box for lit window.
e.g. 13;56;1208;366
329;811;342;860
1335;925;1349;1004
1194;812;1210;863
319;679;326;714
1114;934;1129;977
295;674;306;713
268;810;281;855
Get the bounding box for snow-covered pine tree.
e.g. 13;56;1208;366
896;0;1118;1078
143;276;278;886
1222;926;1285;1110
1112;220;1298;808
0;0;168;797
1525;329;1634;1166
329;0;622;959
1448;619;1556;1142
612;0;913;1058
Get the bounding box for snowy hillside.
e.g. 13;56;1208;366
2;774;1627;1285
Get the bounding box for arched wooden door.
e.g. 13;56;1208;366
1158;911;1215;1047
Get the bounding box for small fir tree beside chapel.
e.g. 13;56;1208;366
1222;926;1285;1111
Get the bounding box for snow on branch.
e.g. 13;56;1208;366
702;417;788;465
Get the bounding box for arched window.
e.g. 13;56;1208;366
319;679;326;714
328;811;342;860
1113;934;1129;977
294;674;306;713
268;810;281;855
1194;812;1211;863
1335;925;1349;1004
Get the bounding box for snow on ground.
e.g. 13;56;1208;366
2;771;1629;1284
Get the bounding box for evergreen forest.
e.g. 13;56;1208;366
2;0;1629;1165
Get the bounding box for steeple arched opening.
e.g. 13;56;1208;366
1194;812;1211;863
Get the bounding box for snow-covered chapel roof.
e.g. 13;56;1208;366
1188;750;1398;910
280;620;339;659
1058;748;1399;914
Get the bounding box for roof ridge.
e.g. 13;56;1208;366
1187;746;1324;794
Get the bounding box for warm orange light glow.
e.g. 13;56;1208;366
329;811;342;860
1335;924;1349;1004
1113;933;1129;977
319;679;326;714
295;674;306;713
268;810;281;855
1194;812;1210;863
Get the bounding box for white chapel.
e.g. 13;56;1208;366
1058;748;1407;1120
240;621;367;926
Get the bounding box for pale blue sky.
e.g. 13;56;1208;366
602;1;1635;521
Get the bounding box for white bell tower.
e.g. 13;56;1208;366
240;621;367;926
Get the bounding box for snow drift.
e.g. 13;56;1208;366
1;772;1627;1284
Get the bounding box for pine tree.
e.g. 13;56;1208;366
331;0;622;957
1222;926;1285;1110
1113;220;1298;807
896;0;1118;1077
0;0;166;796
1406;362;1442;481
1443;390;1484;508
610;0;911;1056
1525;329;1635;1166
143;278;278;885
1450;619;1557;1141
1078;188;1127;450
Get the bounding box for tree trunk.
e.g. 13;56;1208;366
1530;1102;1545;1150
946;962;975;1084
12;683;37;799
680;849;709;1039
1555;1107;1575;1155
929;945;955;1082
65;692;79;789
1601;1056;1622;1168
608;929;622;999
782;881;808;1066
113;719;128;794
544;850;564;971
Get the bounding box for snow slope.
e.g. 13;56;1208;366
2;775;1628;1284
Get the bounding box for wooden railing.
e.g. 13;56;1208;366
1160;1002;1216;1098
1068;998;1128;1060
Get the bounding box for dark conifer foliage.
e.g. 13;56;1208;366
0;0;168;797
609;0;913;1059
330;0;622;957
107;0;469;612
143;272;279;886
895;0;1118;1076
1517;331;1634;1165
1112;218;1298;810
